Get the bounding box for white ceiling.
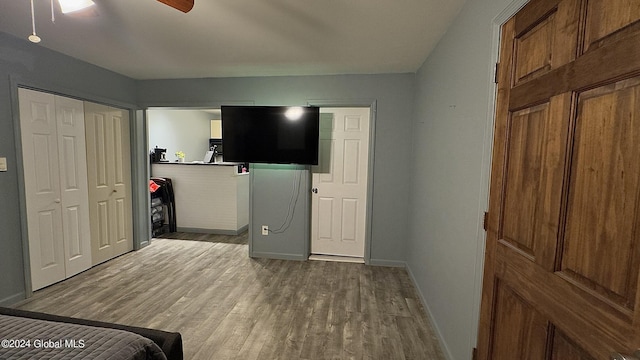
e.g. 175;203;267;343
0;0;467;80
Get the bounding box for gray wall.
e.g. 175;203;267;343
406;0;524;359
0;32;137;304
147;109;212;162
137;74;415;264
249;164;310;260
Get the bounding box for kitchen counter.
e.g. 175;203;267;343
151;163;249;234
153;161;248;169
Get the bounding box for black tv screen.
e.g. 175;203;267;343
221;106;320;165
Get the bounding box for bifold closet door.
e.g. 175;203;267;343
84;102;133;265
18;88;92;291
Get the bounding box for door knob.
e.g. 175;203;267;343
54;198;61;203
312;188;318;194
611;350;640;360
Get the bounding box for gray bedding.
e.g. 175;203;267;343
0;314;167;360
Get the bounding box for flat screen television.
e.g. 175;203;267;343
221;106;320;165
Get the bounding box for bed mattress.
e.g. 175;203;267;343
0;314;167;360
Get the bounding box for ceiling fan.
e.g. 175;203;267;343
57;0;195;14
156;0;195;13
28;0;194;43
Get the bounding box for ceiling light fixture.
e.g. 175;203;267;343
58;0;95;14
27;0;95;43
28;0;41;43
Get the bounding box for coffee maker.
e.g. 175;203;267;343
150;146;167;163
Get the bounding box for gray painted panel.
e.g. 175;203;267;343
249;164;310;259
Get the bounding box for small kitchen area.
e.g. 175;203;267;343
148;109;249;236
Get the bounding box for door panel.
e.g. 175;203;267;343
19;88;91;290
85;102;133;265
311;108;370;258
478;1;640;359
19;89;65;291
561;78;640;309
513;0;580;85
489;281;548;360
55;95;92;277
584;0;640;52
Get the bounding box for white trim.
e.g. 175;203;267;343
470;0;530;352
308;254;365;263
307;100;377;265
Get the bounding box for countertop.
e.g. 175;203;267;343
153;161;244;166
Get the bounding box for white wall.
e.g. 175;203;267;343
148;109;212;162
406;0;526;359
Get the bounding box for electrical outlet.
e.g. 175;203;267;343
261;225;269;235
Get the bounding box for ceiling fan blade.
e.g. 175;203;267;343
156;0;194;13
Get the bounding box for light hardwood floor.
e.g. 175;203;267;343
16;235;445;359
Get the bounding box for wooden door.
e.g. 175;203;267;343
84;102;134;265
477;1;640;359
311;108;370;258
18;88;92;290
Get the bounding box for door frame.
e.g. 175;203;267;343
9;76;142;298
308;100;377;265
470;0;530;352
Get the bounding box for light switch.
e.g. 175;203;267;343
0;157;7;172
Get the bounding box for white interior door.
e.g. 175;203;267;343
84;102;133;265
54;95;92;277
311;107;370;258
19;88;92;291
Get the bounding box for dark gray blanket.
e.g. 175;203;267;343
0;314;167;360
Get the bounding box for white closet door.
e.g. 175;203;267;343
84;102;133;265
55;95;92;277
19;88;92;290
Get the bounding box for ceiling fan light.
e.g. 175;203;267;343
58;0;95;14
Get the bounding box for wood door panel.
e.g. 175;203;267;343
501;94;569;267
551;330;596;360
514;14;554;85
584;0;640;53
502;104;549;256
561;77;640;308
513;0;580;85
489;281;549;360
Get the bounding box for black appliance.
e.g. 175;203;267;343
150;177;176;237
221;106;320;165
150;147;167;163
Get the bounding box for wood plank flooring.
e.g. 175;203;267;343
15;234;445;359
